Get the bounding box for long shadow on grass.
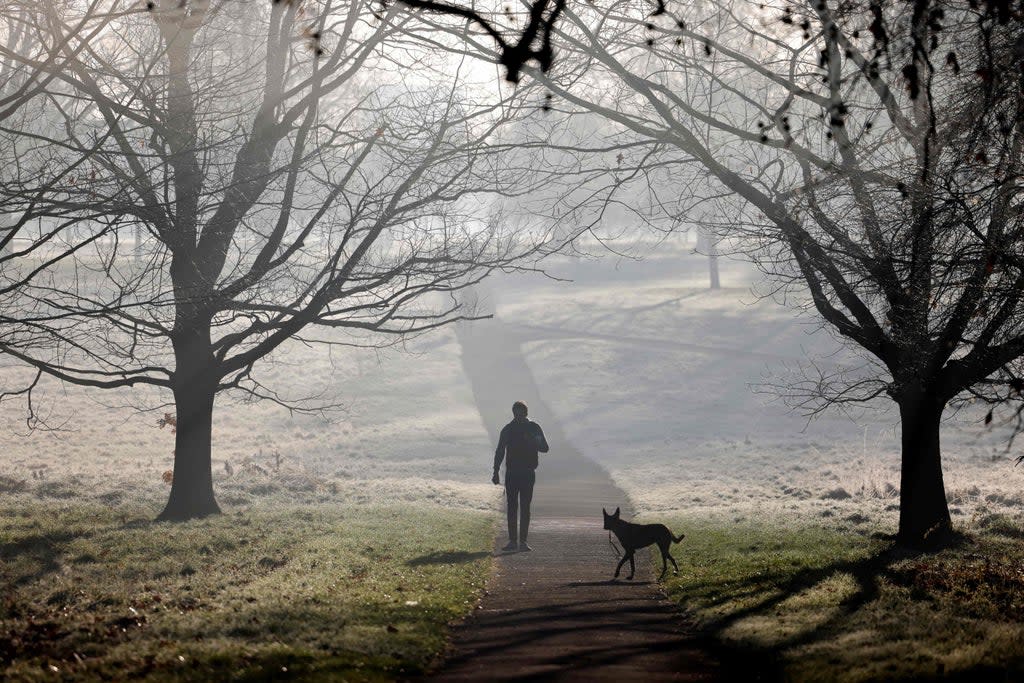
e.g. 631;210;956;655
0;530;88;585
676;542;920;675
2;518;158;588
407;550;491;566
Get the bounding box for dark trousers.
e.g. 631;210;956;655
505;468;535;543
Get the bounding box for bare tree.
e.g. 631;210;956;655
429;0;1024;545
0;0;576;520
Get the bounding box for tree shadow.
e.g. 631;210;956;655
565;580;654;587
0;530;88;585
433;594;721;679
406;550;491;566
121;518;154;530
675;543;929;680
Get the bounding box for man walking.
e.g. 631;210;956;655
492;401;549;552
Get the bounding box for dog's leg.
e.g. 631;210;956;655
659;549;668;578
627;552;636;580
668;552;679;574
614;554;629;579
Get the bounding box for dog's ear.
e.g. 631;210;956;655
614;507;620;517
602;508;608;517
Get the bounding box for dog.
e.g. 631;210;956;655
602;507;685;580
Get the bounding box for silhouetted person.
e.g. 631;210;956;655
492;400;549;552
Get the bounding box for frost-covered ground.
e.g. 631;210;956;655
0;326;497;512
3;238;1022;527
485;238;1024;530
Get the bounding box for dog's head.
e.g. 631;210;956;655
602;507;621;529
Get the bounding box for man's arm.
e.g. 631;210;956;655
493;425;508;483
534;423;549;453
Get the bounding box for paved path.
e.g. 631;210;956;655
430;318;720;682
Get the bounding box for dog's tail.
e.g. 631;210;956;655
672;530;686;544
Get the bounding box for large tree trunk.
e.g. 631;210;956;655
157;318;221;521
896;395;952;546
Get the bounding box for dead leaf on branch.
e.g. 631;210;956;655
157;413;177;433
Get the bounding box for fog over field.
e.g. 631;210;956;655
2;239;1020;529
493;243;1024;528
0;319;496;512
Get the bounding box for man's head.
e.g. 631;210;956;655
512;401;528;420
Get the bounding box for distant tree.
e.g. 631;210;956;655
693;228;720;290
0;0;573;520
422;0;1024;545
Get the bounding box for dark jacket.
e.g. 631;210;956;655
494;418;549;472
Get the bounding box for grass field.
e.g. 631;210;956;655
0;282;499;681
656;512;1024;681
0;499;494;682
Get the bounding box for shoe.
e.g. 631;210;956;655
518;542;532;552
501;541;518;552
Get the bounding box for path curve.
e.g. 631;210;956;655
429;317;720;682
